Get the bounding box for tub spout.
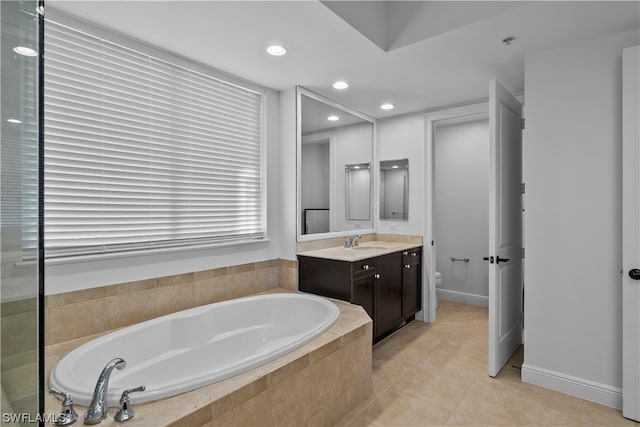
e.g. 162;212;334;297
84;357;126;425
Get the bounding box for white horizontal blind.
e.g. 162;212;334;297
44;19;264;258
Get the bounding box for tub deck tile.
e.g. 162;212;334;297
44;289;372;427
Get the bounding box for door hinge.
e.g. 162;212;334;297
521;183;525;194
521;248;525;259
36;5;45;16
521;117;525;130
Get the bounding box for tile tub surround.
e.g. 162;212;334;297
45;291;372;427
45;259;287;346
279;258;298;291
2;298;39;414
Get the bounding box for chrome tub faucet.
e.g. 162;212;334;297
84;358;126;425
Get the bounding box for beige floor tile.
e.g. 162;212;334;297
336;300;628;427
350;385;453;426
444;380;549;426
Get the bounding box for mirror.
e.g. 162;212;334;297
345;163;371;220
380;159;409;221
298;88;375;238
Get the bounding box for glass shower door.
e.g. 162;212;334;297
1;0;42;423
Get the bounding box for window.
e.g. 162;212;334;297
44;16;265;259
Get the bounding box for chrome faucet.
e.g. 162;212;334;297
344;234;362;248
84;358;126;425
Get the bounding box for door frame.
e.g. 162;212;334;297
488;79;524;377
622;44;640;422
420;102;489;322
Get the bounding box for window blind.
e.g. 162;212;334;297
44;19;264;258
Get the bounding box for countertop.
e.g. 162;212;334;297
297;240;422;262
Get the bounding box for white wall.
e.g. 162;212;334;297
279;87;297;260
434;119;489;301
522;29;640;408
45;89;282;295
377;113;425;235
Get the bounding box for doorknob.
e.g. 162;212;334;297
482;256;494;264
629;269;640;280
496;256;510;264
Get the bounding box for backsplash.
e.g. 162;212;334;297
296;233;422;252
46;259;296;346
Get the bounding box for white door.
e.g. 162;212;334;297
622;45;640;423
488;79;523;377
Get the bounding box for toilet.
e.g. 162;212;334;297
435;271;443;308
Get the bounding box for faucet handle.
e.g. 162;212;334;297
114;385;146;422
49;388;78;426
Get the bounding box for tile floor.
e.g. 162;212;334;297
336;300;636;426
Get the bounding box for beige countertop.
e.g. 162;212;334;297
297;240;422;262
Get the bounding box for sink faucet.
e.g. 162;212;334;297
344;234;362;248
84;358;126;425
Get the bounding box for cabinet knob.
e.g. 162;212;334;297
374;273;380;279
405;264;411;269
411;253;418;257
403;251;408;256
362;264;370;270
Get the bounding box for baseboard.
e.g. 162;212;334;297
436;288;488;307
521;363;622;409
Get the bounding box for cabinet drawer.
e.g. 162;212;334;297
353;258;376;277
402;248;421;264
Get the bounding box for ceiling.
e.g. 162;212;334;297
48;1;639;119
301;91;372;136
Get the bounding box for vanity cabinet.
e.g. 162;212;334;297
298;246;422;342
402;248;422;318
374;252;404;339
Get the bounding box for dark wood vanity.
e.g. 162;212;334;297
298;245;422;342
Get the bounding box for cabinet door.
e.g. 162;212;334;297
403;258;421;318
353;275;375;328
375;252;404;338
298;256;351;302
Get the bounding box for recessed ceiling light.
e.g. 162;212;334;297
333;81;349;90
6;118;22;124
327;115;339;121
13;46;37;57
380;103;394;110
266;45;287;56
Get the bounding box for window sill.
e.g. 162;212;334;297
44;237;272;266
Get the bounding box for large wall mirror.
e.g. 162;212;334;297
297;87;375;239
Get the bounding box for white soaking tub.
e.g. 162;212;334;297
49;293;339;406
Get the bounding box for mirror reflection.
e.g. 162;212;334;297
380;159;409;221
345;163;371;220
299;91;374;236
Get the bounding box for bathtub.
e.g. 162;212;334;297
49;292;339;406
